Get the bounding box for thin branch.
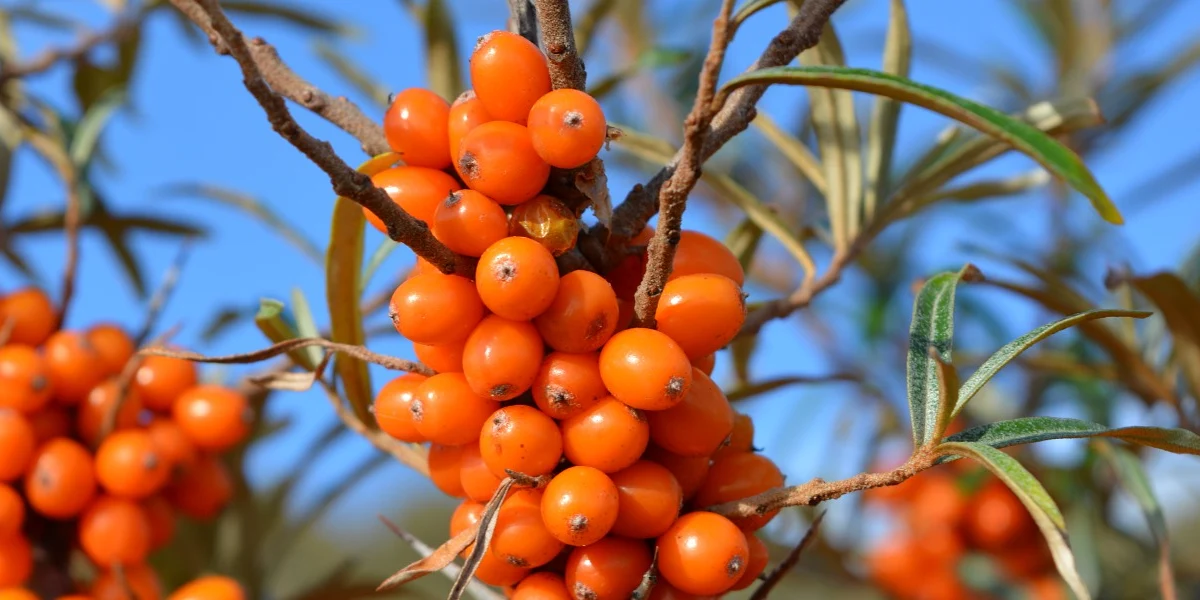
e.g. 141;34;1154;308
749;511;826;600
134;239;194;346
56;163;82;330
101;325;182;442
0;14;140;83
737;250;851;337
630;0;738;327
169;0;471;276
507;0;540;44
139;337;435;376
534;0;586;90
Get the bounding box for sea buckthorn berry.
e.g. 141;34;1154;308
509;195;580;257
76;379;143;445
490;488;565;568
0;589;37;600
173;385;252;452
432;190;510;257
0;345;52;414
604;226;654;300
610;460;683;539
996;534;1054;580
528;89;607;169
0;410;35;482
643;445;710;501
0;484;23;538
459;442;504;503
561;397;649;473
166;575;246;600
165;454;232;520
365;165;462;232
373;373;427;443
656;511;749;596
79;495;152;567
450;498;485;557
86;323;135;376
476;237;560;320
565;536;653;600
906;472;968;533
481;405;563;478
691;353;715;376
599;329;692;411
469;30;551;124
532;352;606;420
711;412;754;460
143;494;176;550
964;479;1033;550
412;373;499;446
474;551;532;587
413;340;464;374
694;452;784;532
0;534;32;587
91;563;163;600
96;430;170;499
383;88;452;169
43;330;107;406
0;287;55;346
428;443;467;497
1021;575;1069;600
646;368;733;457
462;316;544;401
512;572;570;600
134;354;198;412
457;122;550;205
390;272;485;346
448;90;492;158
670;230;744;286
28;407;70;444
731;533;769;590
917;524;964;567
534;271;619;353
648;581;715;600
146;417;198;472
541;466;619;546
654;274;746;360
24;437;95;518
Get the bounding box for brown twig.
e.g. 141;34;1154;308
134;239;194;346
534;0;586;90
170;0;470;275
630;0;738;327
139;337;434;376
55;165;82;330
507;0;540;44
749;510;826;600
737;250;852;337
100;325;182;442
0;14;140;83
320;380;429;476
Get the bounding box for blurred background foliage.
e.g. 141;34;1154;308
1;0;1199;598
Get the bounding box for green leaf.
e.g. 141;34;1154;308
863;0;911;220
944;417;1200;456
922;169;1050;203
954;309;1151;417
421;0;461;101
1128;273;1200;402
161;183;323;264
751;112;826;195
929;349;959;443
290;288;325;370
360;239;400;294
937;442;1092;600
199;304;257;343
716;67;1122;224
730;0;787;33
72;27;139;112
906;265;976;447
725;217;763;272
69;88;126;169
253;298;320;370
0;106;21;213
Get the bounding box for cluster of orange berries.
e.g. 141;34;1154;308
0;287;247;599
864;466;1064;600
369;30;785;599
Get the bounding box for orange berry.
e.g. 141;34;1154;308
866;536;925;595
27;407;71;444
166;575;246;600
1022;574;1068;600
470;31;551;124
365;165;461;232
654;274;745;360
512;572;570;600
645;368;733;457
0;345;52;414
474;551;531;587
599;329;692;411
432;190;510;257
670;231;744;286
694;452;784;532
565;536;653;600
457;122;550;205
643;445;710;501
450;498;484;556
373;373;427;443
459;442;504;503
85;323;135;376
964;479;1034;550
143;494;176;550
412;373;499;446
384;88;452;169
509;194;580;257
448;90;493;160
413;340;464;373
532;352;606;420
389;273;484;345
0;410;35;482
91;563;162;600
428;443;467;497
610;460;683;539
0;484;23;538
648;581;716;600
995;534;1054;579
656;511;748;596
43;330;107;406
78;495;152;567
534;271;619;353
711;412;754;460
0;589;38;600
481;406;563;478
76;378;143;445
691;353;715;377
528;89;607;168
133;355;198;412
541;466;619;546
476;237;560;320
0;287;55;346
490;488;565;568
146;417;198;473
95;429;170;499
561;397;649;473
918;524;965;567
164;454;232;520
731;533;769;590
172;385;251;452
462;315;544;401
906;472;969;533
0;534;32;587
24;437;95;518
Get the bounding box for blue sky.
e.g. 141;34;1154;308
4;0;1199;561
